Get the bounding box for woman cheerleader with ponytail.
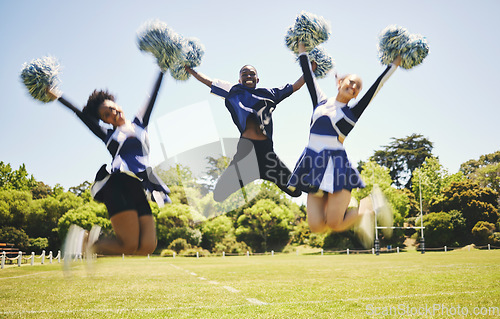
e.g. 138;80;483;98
287;22;428;247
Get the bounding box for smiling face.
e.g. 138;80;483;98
239;65;259;88
98;100;126;127
337;74;363;103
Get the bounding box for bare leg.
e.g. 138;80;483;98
94;210;140;255
324;190;355;231
306;192;329;233
135;215;157;255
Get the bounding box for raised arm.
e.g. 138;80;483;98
47;90;107;141
298;42;327;108
137;71;164;127
350;56;401;119
185;66;213;88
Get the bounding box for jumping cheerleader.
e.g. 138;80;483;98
287;42;400;246
45;70;170;256
185;64;308;202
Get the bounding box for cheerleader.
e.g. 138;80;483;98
288;42;399;246
45;70;171;256
185;65;306;202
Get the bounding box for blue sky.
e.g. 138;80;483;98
1;1;499;203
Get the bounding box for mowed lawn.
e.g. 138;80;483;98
1;250;499;318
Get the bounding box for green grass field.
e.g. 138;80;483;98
1;250;499;318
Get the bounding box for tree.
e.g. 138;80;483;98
471;221;496;246
57;201;110;240
0;162;37;191
0;226;30;251
460;151;500;204
155;203;204;248
430;180;499;241
202;155;231;193
200;215;235;252
0;189;32;228
415;211;466;247
370;134;433;189
235;199;294;252
411;157;465;213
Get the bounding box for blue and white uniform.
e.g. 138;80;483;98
288;53;397;194
58;72;171;210
209;79;301;200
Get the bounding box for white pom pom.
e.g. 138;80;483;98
378;25;429;69
306;46;335;79
377;25;410;65
285;11;331;54
169;37;205;81
400;34;429;69
20;56;61;103
137;20;183;71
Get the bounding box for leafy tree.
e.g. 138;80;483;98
156;203;205;248
411;157;465;213
29;237;49;253
0;189;32;228
430;180;499;241
415;212;461;247
0;162;37;191
200;215;235;252
57;201;110;240
370;134;433;189
471;221;496;246
235;199;294;252
460;150;500;176
202;155;231;192
0;226;30;251
31;181;53;199
68;181;93;201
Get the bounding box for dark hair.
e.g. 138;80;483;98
83;89;116;120
239;65;257;75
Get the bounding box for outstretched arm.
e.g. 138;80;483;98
297;42;326;108
137;70;164;127
47;89;107;141
350;55;401;119
185;66;213;88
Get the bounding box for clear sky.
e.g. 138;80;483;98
1;1;499;203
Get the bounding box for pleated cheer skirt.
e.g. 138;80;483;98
288;147;365;194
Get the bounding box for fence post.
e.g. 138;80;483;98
122;254;125;260
1;251;5;269
49;251;53;264
30;252;35;266
347;248;349;255
246;251;249;257
196;252;199;259
321;249;324;256
397;247;400;253
41;250;45;264
173;252;176;259
57;250;61;263
271;250;274;256
222;251;225;258
488;244;491;251
444;246;447;252
17;251;22;267
372;248;375;255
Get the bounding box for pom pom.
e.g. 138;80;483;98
400;34;429;69
137;20;183;71
169;37;205;81
302;46;334;79
285;11;331;54
377;25;410;65
20;56;61;103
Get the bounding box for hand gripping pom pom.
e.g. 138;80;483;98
285;11;331;54
137;20;183;71
377;25;410;65
400;34;429;69
169;37;205;81
20;56;61;103
303;47;335;79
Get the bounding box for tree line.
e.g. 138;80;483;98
1;134;499;254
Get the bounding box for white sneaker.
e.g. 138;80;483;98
371;185;393;238
63;224;85;273
355;211;374;249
